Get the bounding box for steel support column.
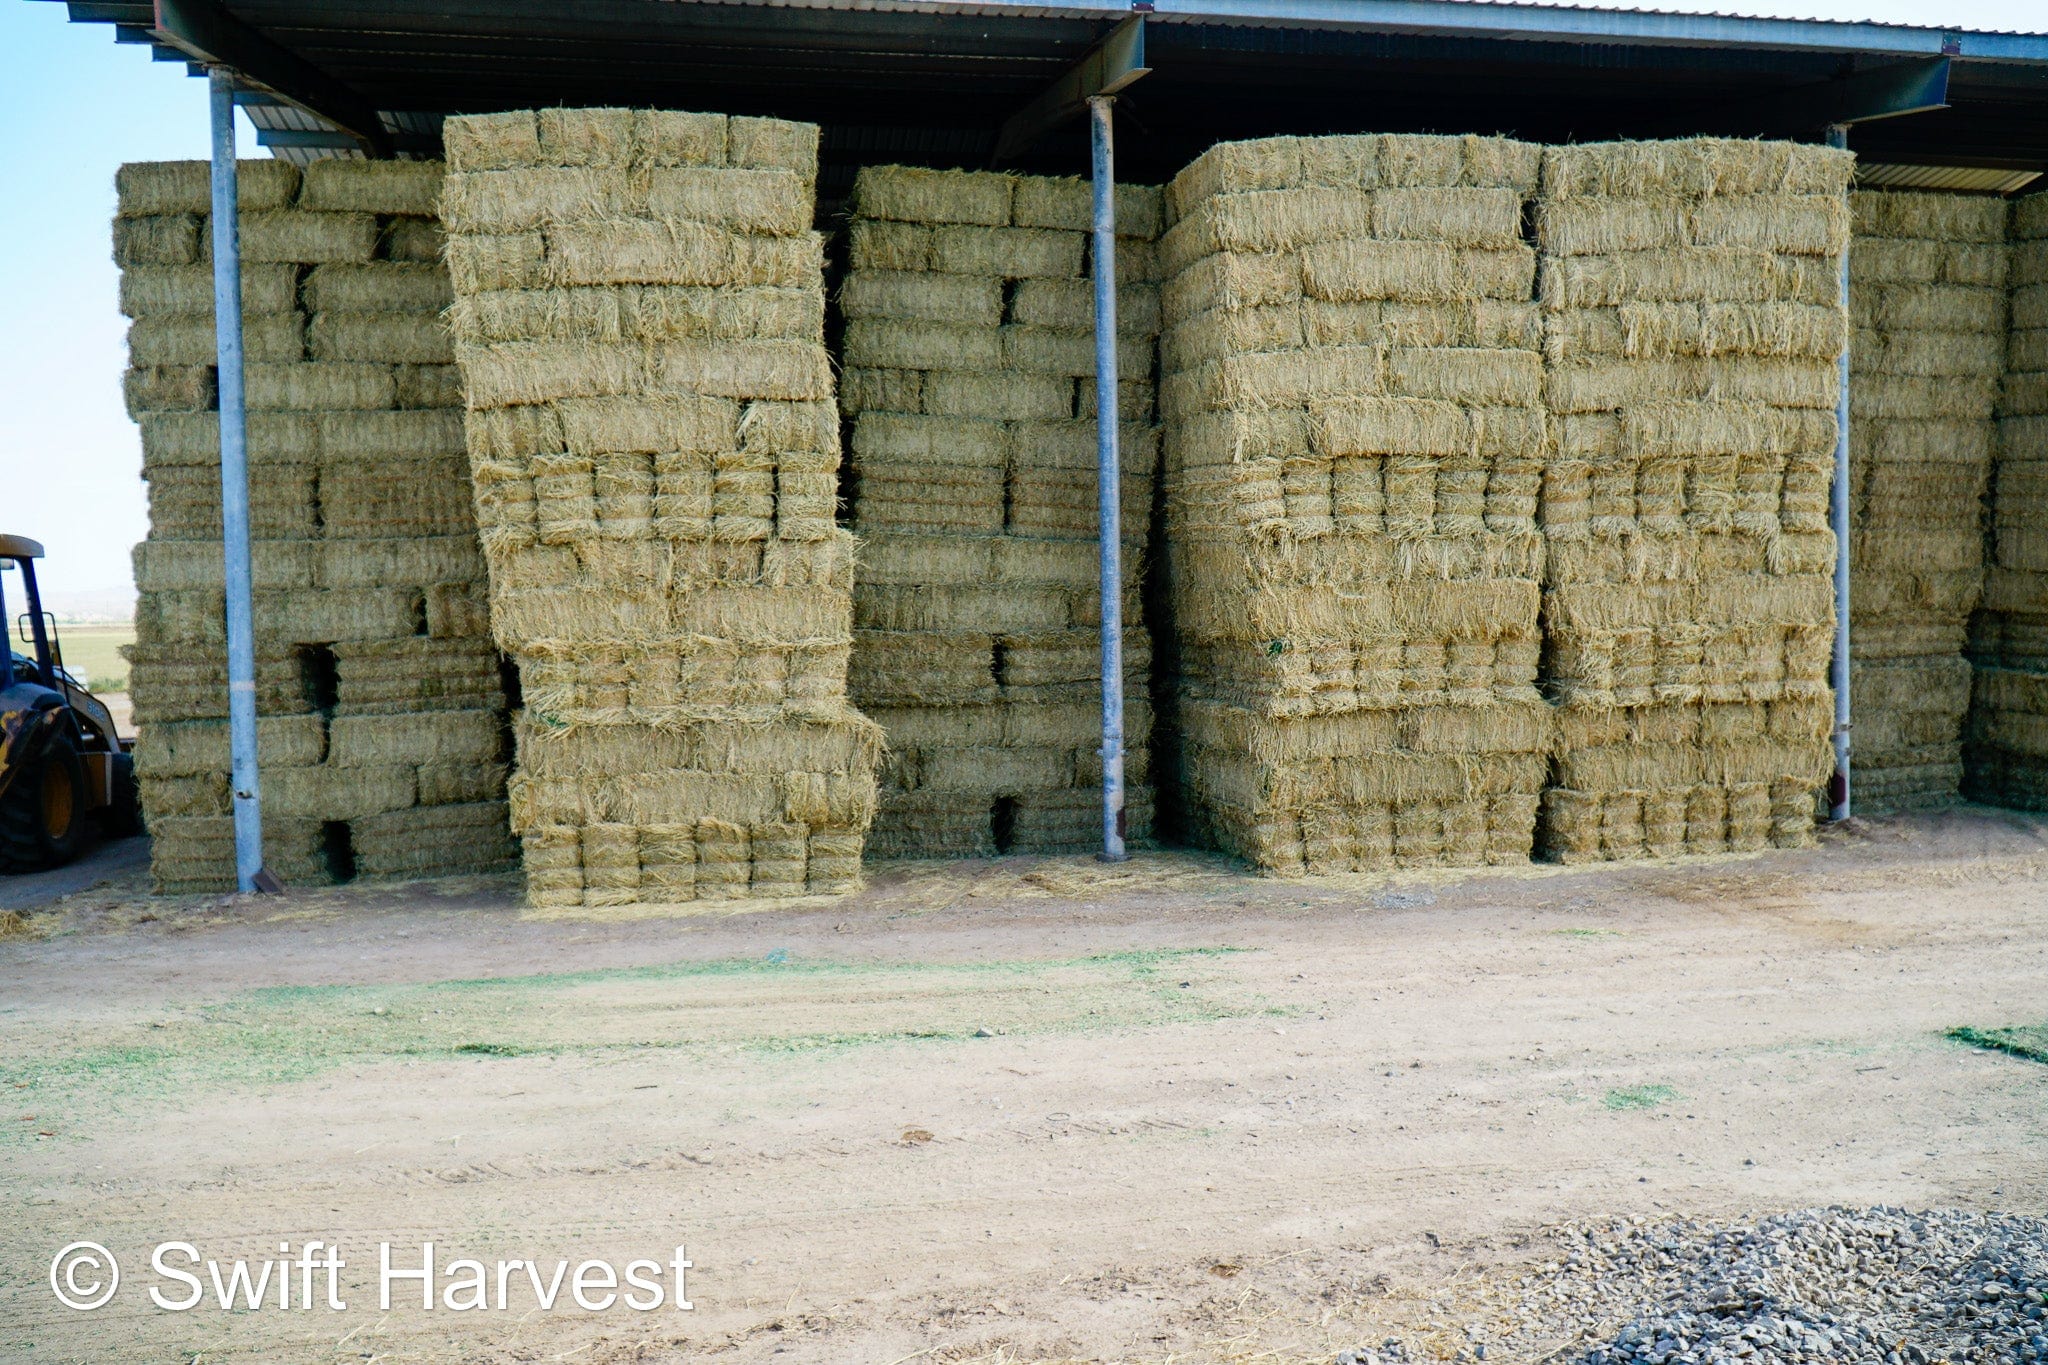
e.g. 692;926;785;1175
210;68;267;890
1090;93;1127;862
1826;121;1853;821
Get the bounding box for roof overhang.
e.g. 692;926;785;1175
47;0;2048;185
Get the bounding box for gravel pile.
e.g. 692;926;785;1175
1342;1208;2048;1365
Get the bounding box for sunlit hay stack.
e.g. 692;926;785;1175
838;165;1162;857
1158;133;1553;875
1965;194;2048;809
1532;138;1852;863
116;158;513;893
1844;191;2010;811
441;108;879;905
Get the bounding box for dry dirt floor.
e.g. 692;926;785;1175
2;807;2045;1364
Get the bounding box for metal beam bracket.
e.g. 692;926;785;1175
993;16;1150;165
152;0;392;155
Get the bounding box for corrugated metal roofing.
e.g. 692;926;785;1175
1857;161;2043;193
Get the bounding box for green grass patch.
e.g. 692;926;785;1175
1946;1024;2048;1065
1553;928;1622;939
1604;1084;1679;1111
0;947;1264;1142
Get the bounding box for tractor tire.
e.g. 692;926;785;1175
102;752;144;837
0;731;88;873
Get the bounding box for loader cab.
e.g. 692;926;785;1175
0;534;58;693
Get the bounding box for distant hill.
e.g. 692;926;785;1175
38;587;137;624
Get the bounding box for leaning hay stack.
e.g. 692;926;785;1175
1965;193;2048;808
1159;134;1553;874
1846;191;2009;811
839;166;1160;856
440;108;878;906
118;158;513;893
1536;139;1853;861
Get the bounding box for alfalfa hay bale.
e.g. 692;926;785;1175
442;107;877;906
1157;133;1550;874
838;165;1165;858
1534;139;1852;859
1844;191;2009;811
116;158;514;893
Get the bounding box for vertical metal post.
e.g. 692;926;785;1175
1826;122;1853;821
210;69;266;891
1089;94;1127;863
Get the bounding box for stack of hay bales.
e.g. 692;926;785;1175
1158;134;1554;874
117;158;513;893
838;165;1159;856
1966;195;2048;808
1535;139;1853;861
1846;191;2009;810
439;108;878;906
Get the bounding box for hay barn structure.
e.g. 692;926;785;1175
53;0;2048;897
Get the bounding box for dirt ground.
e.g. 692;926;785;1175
2;807;2045;1364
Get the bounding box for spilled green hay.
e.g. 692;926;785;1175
0;947;1263;1145
1946;1024;2048;1065
1603;1083;1680;1110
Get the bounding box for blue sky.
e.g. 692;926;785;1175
4;1;257;613
2;0;2043;613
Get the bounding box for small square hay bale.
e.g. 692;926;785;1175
299;159;445;216
116;159;300;216
851;166;1016;227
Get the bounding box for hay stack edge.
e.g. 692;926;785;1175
118;157;511;893
1969;194;2048;809
1847;190;2009;812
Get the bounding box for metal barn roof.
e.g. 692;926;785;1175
47;0;2048;188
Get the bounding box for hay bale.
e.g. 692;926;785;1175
298;159;445;216
120;262;299;318
113;214;203;267
116;159;301;217
308;312;454;366
351;802;518;880
381;216;444;263
441;108;875;904
146;815;329;894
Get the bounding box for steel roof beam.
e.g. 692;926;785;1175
993;15;1150;164
67;2;153;21
1669;57;1953;137
149;0;393;155
1632;56;1953;138
254;126;436;154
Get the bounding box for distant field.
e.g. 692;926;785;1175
41;623;134;694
